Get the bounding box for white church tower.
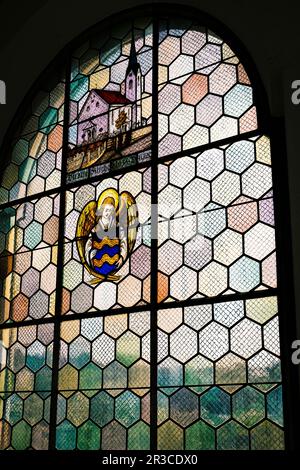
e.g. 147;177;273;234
125;33;142;128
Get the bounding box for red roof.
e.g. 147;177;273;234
94;89;131;105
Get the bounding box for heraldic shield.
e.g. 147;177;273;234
76;188;139;284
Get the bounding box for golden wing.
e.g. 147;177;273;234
119;191;139;254
76;201;97;276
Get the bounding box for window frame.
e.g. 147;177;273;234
0;2;298;455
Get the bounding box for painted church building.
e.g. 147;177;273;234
77;37;143;146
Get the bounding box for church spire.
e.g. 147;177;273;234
126;30;140;77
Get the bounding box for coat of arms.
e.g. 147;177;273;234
76;188;139;284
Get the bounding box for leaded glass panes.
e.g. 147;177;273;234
58;311;150;391
157;385;284;450
157;297;283;450
0;247;57;323
0;391;51;450
0;194;60;256
158;18;257;157
0;194;59;324
0;7;285;452
0;75;65;204
0;323;54;392
56;388;150;450
158;136;275;301
158;297;280;386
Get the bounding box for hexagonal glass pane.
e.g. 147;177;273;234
58;311;150;391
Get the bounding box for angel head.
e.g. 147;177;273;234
96;196;116;225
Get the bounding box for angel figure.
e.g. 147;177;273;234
76;188;139;284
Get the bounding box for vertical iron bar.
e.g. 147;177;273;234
48;51;72;450
150;6;159;452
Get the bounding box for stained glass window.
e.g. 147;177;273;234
0;6;285;452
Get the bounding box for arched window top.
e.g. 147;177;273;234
0;6;264;204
